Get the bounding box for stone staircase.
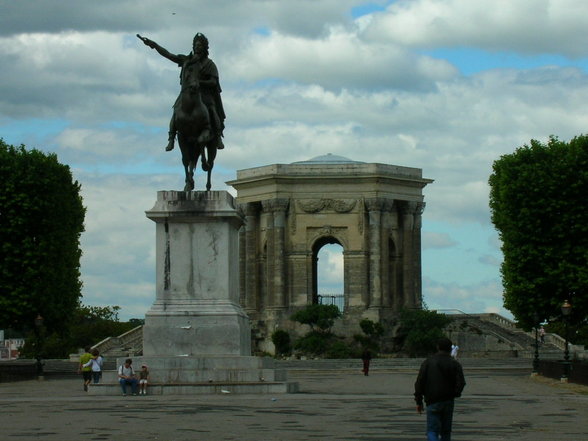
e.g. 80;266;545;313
91;325;143;357
440;311;586;360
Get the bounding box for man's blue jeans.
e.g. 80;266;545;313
426;400;454;441
119;378;138;395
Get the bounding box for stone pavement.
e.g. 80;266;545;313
1;365;587;441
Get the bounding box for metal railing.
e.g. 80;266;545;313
318;294;345;312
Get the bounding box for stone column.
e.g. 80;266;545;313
344;250;369;308
380;200;395;307
243;202;259;313
366;198;385;308
412;202;425;308
143;191;251;356
271;198;290;308
401;201;425;309
261;200;275;306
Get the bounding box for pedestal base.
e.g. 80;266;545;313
87;355;298;395
143;301;251;356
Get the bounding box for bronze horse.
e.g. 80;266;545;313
174;61;216;191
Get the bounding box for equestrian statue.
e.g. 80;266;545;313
138;33;226;191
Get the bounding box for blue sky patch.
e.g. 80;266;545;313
423;48;588;76
351;1;392;18
0;118;69;150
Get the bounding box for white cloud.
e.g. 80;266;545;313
423;277;510;317
423;232;458;249
229;27;457;90
366;0;588;56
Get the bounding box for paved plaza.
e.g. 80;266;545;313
1;364;587;440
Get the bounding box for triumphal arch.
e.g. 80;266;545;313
227;154;432;352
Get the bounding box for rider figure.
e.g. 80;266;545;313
139;33;225;152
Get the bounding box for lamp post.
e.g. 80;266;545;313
560;300;572;382
34;314;44;380
532;312;540;375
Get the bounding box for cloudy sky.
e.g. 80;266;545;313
2;0;587;321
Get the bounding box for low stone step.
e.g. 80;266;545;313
87;381;298;395
101;367;286;383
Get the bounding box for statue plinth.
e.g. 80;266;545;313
142;191;250;356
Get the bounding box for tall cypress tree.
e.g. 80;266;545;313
489;135;588;329
0;139;85;333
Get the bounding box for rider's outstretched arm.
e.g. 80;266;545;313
137;34;181;64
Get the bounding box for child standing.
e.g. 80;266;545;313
139;364;150;395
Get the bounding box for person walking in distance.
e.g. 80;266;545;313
82;348;104;384
361;349;372;376
450;344;459;359
78;346;92;392
414;337;466;441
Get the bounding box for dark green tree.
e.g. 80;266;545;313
489;135;588;329
290;304;341;334
397;308;452;357
271;329;292;357
353;318;384;353
0;139;85;334
290;304;343;357
19;304;139;358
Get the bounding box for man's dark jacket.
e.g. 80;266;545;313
414;352;465;407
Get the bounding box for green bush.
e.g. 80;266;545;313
359;319;384;337
293;331;332;355
354;318;384;353
397;308;452;357
271;329;291;356
325;340;356;359
290;304;341;333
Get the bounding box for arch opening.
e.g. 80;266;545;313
312;237;345;312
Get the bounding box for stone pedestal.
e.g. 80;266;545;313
90;190;296;395
143;191;251;356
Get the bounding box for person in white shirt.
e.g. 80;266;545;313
118;358;138;396
451;344;459;359
82;349;104;384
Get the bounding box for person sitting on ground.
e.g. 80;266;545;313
139;364;150;395
118;358;139;396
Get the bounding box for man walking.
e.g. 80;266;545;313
414;337;466;441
